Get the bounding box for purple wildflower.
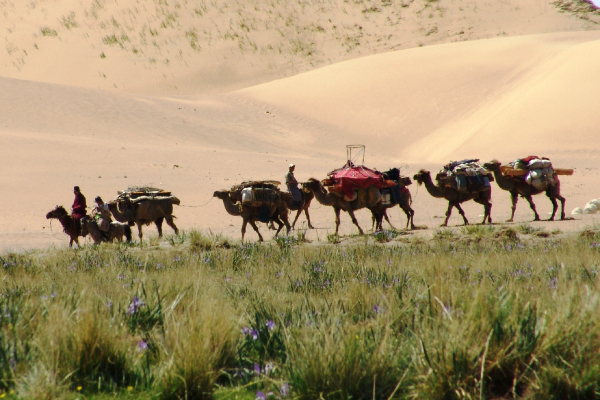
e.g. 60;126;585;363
280;383;290;396
256;391;266;400
254;363;261;375
251;329;258;340
266;320;276;331
241;326;252;335
127;296;146;315
373;305;381;314
106;301;113;308
137;340;148;351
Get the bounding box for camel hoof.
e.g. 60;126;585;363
505;219;513;223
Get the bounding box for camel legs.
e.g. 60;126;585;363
136;223;144;240
400;203;415;230
291;209;302;229
155;217;164;237
482;202;492;224
443;201;468;226
304;209;314;229
165;216;179;234
347;209;364;235
524;195;540;221
508;192;518;222
291;207;314;229
546;187;566;221
242;219;264;242
272;217;285;238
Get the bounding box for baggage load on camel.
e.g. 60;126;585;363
438;159;491;193
116;186;172;200
502;156;568;190
324;161;388;200
233;181;282;207
382;168;411;205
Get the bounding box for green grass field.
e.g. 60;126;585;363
1;225;600;399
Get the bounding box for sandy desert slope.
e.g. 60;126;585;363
1;0;599;94
2;30;600;251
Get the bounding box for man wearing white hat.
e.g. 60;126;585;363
285;164;302;203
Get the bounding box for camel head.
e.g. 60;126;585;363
483;160;501;171
413;170;430;186
304;178;322;192
46;205;67;219
213;190;229;199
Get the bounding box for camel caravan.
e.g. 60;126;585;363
47;186;180;246
47;146;574;246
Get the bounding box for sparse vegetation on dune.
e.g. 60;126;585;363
2;0;599;90
1;227;600;399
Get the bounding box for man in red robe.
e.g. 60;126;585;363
71;186;87;220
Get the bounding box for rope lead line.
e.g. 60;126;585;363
179;196;213;208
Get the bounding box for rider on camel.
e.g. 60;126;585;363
71;186;87;231
92;196;112;241
286;164;303;207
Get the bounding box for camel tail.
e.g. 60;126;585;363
171;196;181;205
124;224;132;242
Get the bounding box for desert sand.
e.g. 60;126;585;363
1;0;600;251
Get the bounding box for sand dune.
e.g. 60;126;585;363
2;1;600;250
1;0;598;93
240;31;600;165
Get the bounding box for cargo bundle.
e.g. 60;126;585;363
381;167;412;206
500;156;574;191
228;181;283;208
435;159;492;193
116;186;172;200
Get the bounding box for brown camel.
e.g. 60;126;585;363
413;170;492;227
373;186;415;231
303;178;385;235
80;216;132;244
483;160;565;222
282;183;315;229
106;196;180;240
46;206;87;247
213;190;290;241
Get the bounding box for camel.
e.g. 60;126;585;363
281;183;315;229
373;186;415;231
303;178;385;235
80;216;132;244
213;190;290;241
106;196;180;240
46;205;87;247
413;170;492;226
483;160;565;222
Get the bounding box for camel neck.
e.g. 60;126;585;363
423;176;445;198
